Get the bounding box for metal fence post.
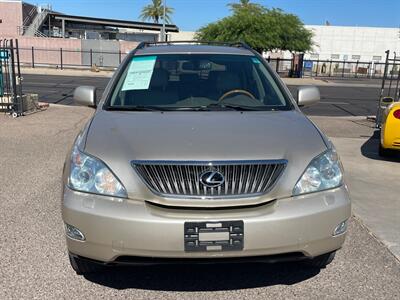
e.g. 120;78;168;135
90;49;93;66
329;60;332;77
119;50;122;64
276;58;280;73
9;39;22;115
388;53;397;96
60;48;63;70
376;50;390;127
368;62;372;78
316;59;319;77
15;39;22;102
31;46;35;68
355;60;359;78
0;45;3;98
290;54;295;78
342;60;345;77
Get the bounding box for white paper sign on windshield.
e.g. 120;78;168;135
122;56;157;91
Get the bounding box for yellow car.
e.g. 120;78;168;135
379;99;400;157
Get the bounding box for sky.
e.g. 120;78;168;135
46;0;400;31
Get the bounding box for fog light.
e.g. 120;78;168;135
65;223;85;241
333;220;348;236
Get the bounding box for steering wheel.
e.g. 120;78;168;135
218;89;256;102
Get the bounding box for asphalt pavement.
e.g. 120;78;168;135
21;73;381;117
0;105;399;299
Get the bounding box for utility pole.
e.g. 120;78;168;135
161;0;166;41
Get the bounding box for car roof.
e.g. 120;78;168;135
134;44;254;56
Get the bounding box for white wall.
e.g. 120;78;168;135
305;25;400;62
168;31;195;41
140;26;400;62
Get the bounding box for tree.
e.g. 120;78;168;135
139;0;174;24
267;9;313;53
228;0;264;12
195;1;313;53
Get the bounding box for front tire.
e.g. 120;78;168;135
305;251;336;268
68;253;104;275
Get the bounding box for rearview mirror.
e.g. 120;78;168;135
73;86;97;107
297;86;320;107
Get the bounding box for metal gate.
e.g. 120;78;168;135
375;50;400;127
0;39;23;117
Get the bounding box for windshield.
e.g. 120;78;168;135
107;54;291;111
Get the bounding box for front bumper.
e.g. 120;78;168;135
62;186;351;263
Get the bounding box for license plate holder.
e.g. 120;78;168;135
184;221;244;252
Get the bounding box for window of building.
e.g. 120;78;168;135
352;55;361;60
331;54;340;60
309;53;319;60
343;55;349;61
372;56;382;61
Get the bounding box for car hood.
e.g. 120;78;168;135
83;110;328;203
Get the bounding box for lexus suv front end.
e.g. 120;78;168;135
62;42;351;274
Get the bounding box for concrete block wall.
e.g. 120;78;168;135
0;0;23;37
10;37;139;68
119;40;140;61
16;37;82;66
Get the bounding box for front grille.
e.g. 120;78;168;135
132;160;286;198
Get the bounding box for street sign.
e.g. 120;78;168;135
304;60;313;69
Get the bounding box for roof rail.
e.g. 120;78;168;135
136;40;252;50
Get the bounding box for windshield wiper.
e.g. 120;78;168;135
106;105;171;111
204;103;267;111
106;104;276;112
171;104;267;111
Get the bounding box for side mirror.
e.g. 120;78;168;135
297;86;320;107
73;86;97;107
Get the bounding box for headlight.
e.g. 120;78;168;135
293;148;343;196
68;146;127;198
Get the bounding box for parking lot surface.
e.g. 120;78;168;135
0;106;399;299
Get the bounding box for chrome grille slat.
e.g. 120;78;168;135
133;160;286;199
195;166;201;195
257;165;271;193
185;166;192;194
160;165;172;194
150;165;166;194
263;165;278;191
244;164;252;194
250;164;261;193
238;165;244;194
232;165;237;194
169;165;179;194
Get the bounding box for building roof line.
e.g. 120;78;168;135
50;13;179;33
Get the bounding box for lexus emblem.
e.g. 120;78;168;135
199;170;225;188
